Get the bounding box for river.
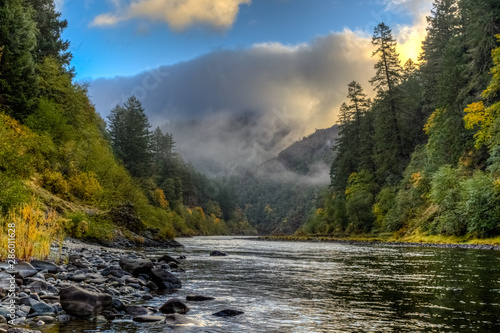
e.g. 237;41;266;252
46;236;500;332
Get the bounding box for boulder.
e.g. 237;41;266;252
209;251;227;257
133;315;165;322
159;298;190;314
101;267;130;278
13;263;38;278
149;268;181;290
212;309;244;317
30;260;61;274
186;295;215;302
119;258;153;277
157;255;179;264
126;306;151;316
59;286;112;318
31;301;55;316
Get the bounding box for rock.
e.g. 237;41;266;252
59;286;112;318
209;251;227;257
112;298;126;312
40;295;59;304
133;315;165;322
25;279;47;293
56;314;72;322
101;267;130;278
178;256;187;260
94;315;107;323
7;329;42;333
164;313;196;325
159;298;190;314
212;309;244;317
30;260;61;274
13;263;38;278
0;316;5;324
167;262;178;269
157;255;180;264
34;316;55;323
149;268;181;290
0;273;15;290
31;301;55;315
126;306;151;316
186;295;215;302
119;258;153;277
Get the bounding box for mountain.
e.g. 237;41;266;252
236;125;339;234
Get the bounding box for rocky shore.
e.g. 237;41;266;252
253;236;500;250
0;239;243;333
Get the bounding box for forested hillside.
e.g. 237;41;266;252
306;0;500;241
0;0;254;259
237;126;338;234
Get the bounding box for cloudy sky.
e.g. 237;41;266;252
58;0;434;175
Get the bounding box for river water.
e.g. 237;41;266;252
47;236;500;332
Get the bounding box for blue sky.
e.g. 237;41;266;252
58;0;426;81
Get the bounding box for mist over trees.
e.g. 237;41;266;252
307;0;500;239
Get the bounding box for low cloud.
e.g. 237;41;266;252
88;0;433;176
91;0;251;30
89;30;374;175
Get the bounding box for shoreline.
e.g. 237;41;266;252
246;236;500;251
0;238;231;332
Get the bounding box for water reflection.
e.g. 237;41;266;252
35;237;500;332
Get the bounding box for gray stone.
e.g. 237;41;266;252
148;268;181;290
119;258;153;277
13;263;38;278
133;315;164;322
31;301;55;315
159;298;190;314
59;286;112;318
30;260;61;274
212;309;244;317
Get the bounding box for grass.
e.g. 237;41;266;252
0;199;64;261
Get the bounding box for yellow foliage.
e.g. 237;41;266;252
41;169;70;198
152;189;169;209
69;171;102;202
410;172;423;187
264;204;273;213
0;200;64;261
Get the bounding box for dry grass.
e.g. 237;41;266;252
0;199;65;261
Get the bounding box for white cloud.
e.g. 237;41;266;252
91;0;251;30
54;0;64;11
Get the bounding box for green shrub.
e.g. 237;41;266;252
461;172;500;237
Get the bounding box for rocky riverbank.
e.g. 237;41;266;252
0;239;243;333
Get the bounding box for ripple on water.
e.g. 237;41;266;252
38;236;500;333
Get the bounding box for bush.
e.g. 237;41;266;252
461;172;500;237
0;200;64;261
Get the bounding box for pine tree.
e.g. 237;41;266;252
26;0;72;70
370;23;405;183
108;96;152;178
0;0;39;119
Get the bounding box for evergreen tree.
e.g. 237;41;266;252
108;96;152;178
26;0;72;69
370;23;405;183
0;0;38;118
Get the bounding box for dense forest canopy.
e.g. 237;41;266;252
306;0;500;240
